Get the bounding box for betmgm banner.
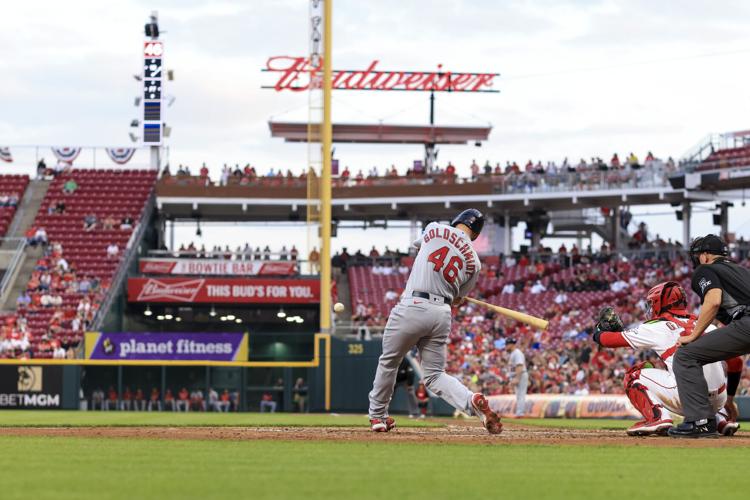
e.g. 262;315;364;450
488;394;641;419
85;332;248;362
0;366;63;409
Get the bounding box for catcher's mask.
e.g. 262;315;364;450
645;281;688;320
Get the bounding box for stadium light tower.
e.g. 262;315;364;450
139;11;166;170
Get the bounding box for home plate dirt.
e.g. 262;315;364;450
0;421;747;447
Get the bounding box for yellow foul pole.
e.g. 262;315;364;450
319;0;333;333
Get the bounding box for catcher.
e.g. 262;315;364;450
592;281;742;436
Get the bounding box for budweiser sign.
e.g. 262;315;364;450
263;56;499;93
137;278;205;302
139;258;297;277
128;277;320;304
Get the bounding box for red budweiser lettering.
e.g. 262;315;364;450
136;278;204;302
265;56;497;92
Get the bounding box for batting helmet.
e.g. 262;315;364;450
645;281;688;320
688;234;728;267
451;208;485;240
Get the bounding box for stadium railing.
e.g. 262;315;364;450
0;238;28;305
158;163;672;196
91;191;156;332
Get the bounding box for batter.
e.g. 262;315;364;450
368;209;502;434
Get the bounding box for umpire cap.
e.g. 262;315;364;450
689;234;728;266
451;208;485;240
689;234;728;257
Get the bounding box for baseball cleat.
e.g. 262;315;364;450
626;419;673;436
667;418;719;439
370;417;396;432
718;420;740;436
470;393;503;435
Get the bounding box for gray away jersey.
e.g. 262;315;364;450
403;222;481;302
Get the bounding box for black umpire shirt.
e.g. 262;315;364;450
692;258;750;324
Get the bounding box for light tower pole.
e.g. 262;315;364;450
141;11;164;171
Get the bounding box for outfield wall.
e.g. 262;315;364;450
4;337;748;420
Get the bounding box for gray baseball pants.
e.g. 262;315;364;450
673;316;750;421
515;372;529;417
369;297;474;419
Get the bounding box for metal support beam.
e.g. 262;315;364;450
503;212;512;256
149;146;160;170
682;201;691;247
612;206;621;250
409;216;419;245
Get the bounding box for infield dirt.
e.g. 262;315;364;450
1;421;746;447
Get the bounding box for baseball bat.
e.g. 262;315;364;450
465;297;549;330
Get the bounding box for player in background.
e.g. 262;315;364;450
593;281;741;436
393;357;420;418
505;338;528;417
368;209;502;434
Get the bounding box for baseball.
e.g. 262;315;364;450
333;302;345;313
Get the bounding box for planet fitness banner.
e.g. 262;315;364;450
85;332;249;362
488;394;640;419
127;277;319;304
139;258;297;276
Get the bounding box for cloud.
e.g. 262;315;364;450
2;0;749;185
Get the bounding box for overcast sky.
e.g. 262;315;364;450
3;0;750;252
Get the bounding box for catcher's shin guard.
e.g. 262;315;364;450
624;365;663;421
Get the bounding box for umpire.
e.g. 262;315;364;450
671;234;750;438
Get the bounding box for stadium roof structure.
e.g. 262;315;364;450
268;122;491;145
155;182;727;223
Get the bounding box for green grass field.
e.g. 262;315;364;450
0;412;747;500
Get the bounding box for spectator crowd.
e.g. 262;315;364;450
158;151;678;193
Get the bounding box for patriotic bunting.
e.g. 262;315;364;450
105;147;137;165
51;147;81;164
0;147;11;163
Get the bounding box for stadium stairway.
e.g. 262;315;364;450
6;179;50;239
0;178;46;309
1;246;42;311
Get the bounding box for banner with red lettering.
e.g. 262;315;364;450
139;258;297;276
127;277;319;304
487;394;639;419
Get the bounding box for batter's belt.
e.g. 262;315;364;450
412;291;451;304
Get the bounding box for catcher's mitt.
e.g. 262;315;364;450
596;306;624;332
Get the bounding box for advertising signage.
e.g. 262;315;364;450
263;56;499;93
139;259;296;276
85;332;249;362
127;277;320;304
0;366;64;409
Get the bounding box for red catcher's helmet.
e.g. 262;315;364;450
645;281;688;320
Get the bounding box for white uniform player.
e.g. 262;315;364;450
595;281;740;436
368;209;502;434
